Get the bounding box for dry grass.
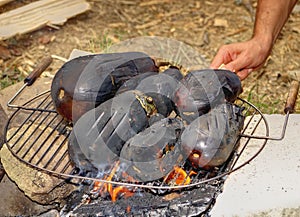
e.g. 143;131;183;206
1;0;300;114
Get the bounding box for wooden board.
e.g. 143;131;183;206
0;0;14;7
0;0;90;40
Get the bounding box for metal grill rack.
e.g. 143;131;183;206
3;55;295;191
4;87;271;190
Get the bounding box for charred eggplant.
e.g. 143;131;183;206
120;117;184;182
180;102;244;170
174;69;242;123
68;90;157;174
51;52;158;122
118;66;183;117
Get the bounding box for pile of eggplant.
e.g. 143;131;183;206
51;51;245;182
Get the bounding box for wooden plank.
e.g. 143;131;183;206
0;0;90;40
0;0;14;7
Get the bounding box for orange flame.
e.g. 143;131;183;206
91;161;135;202
165;166;197;185
111;186;135;202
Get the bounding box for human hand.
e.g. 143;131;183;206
210;37;272;80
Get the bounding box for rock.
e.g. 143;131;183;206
0;45;11;60
38;35;55;45
0;104;7;146
0;77;52;116
1;143;77;204
38;209;60;217
0;122;78;204
0;175;55;216
0;103;8;181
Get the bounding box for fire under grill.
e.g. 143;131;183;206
3;53;296;217
3;88;272;216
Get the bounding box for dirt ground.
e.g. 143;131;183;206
1;0;300;114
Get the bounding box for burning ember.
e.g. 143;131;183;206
89;162;198;204
90;161;135;202
165;166;197;185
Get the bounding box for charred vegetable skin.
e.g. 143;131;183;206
180;102;244;170
51;52;158;122
120;118;184;182
68;90;155;174
63;55;244;180
174;69;242;123
118;66;183;117
68;68;183;175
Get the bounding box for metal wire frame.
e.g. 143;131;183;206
3;88;273;191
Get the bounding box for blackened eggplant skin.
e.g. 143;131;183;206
68;90;156;174
144;67;183;117
51;52;158;122
174;69;242;123
120;117;184;182
180;102;244;170
118;66;183;117
117;71;157;94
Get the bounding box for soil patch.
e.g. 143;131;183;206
1;0;300;114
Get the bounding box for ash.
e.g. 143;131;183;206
60;180;224;217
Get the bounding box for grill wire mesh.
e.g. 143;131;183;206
4;90;269;216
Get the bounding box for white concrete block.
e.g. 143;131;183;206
210;114;300;217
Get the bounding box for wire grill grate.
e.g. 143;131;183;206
4;90;269;190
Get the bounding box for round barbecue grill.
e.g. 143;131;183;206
2;53;297;216
4;90;270;185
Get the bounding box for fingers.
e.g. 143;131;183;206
210;38;272;80
212;56;253;80
236;68;253;80
210;45;234;69
210;52;225;69
220;60;253;80
210;45;255;80
222;52;249;72
210;50;253;80
219;64;253;80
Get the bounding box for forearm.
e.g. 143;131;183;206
253;0;298;48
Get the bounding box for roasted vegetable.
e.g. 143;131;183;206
120;118;184;182
51;52;158;122
174;69;242;123
118;66;183;117
68;90;156;174
180;102;244;170
66;62;243;178
117;71;157;94
68;66;183;174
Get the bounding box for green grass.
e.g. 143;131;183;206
0;77;13;89
86;30;125;53
244;84;282;114
0;67;25;90
87;34;113;53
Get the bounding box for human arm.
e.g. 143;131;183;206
210;0;298;80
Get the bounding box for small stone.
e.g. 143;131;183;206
9;46;22;56
213;18;228;27
0;45;11;60
38;35;52;44
37;209;60;217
